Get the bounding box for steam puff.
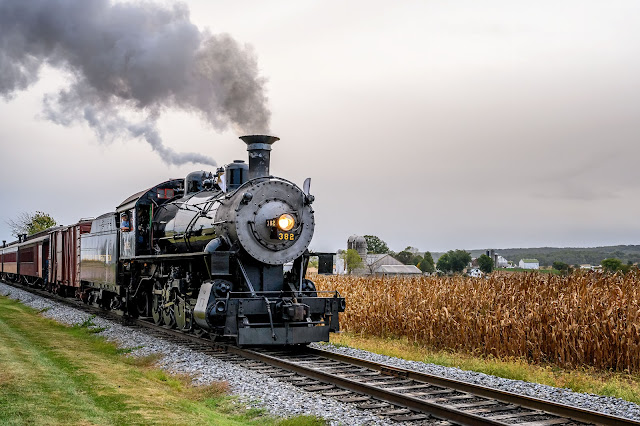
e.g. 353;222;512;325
0;0;270;166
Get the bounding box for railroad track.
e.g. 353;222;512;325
2;279;639;426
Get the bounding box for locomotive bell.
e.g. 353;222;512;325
240;135;280;179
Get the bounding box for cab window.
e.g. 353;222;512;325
120;213;131;232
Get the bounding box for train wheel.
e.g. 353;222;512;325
135;292;150;317
162;305;175;328
151;293;164;325
162;289;176;328
175;299;192;331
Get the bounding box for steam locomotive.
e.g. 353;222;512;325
0;135;345;346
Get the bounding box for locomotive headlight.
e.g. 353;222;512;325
277;214;295;231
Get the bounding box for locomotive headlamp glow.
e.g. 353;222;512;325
277;214;295;231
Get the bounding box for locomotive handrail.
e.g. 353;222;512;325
225;175;306;199
236;257;257;297
239;320;327;327
120;252;207;261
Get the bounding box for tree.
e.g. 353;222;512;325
394;250;413;265
437;249;472;274
552;261;569;272
363;235;389;254
341;249;363;274
6;211;57;238
449;249;472;273
477;254;494;274
419;251;435;273
601;258;623;273
436;253;451;273
410;254;423;266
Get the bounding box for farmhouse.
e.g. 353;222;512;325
468;268;483;278
519;259;540;269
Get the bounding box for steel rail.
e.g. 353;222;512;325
305;347;640;426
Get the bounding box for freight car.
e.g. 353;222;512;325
0;135;344;346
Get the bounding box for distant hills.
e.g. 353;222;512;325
433;245;640;267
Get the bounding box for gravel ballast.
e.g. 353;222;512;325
2;281;639;424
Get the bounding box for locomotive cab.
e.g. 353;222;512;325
115;178;184;257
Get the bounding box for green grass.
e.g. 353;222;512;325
0;295;326;426
327;332;640;405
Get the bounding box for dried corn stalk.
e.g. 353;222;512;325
314;271;640;372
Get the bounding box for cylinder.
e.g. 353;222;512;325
240;135;280;179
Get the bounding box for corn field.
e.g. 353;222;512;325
314;272;640;372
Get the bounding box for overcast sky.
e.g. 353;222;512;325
1;0;640;253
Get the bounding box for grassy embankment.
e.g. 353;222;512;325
0;295;324;426
315;272;640;405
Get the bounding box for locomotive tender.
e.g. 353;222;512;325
0;135;345;346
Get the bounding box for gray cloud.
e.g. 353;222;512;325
0;0;270;166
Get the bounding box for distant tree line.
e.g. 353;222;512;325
357;236;640;276
600;258;635;274
553;258;635;274
477;246;640;268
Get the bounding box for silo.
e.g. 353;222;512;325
347;235;368;259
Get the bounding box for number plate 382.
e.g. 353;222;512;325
278;232;295;241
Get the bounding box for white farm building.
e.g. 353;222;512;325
496;255;509;268
519;259;540;269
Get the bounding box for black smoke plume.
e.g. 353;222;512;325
0;0;271;166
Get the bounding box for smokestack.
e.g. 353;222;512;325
240;135;280;179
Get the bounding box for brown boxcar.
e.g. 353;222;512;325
49;221;92;289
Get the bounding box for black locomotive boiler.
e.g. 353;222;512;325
0;135;345;346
